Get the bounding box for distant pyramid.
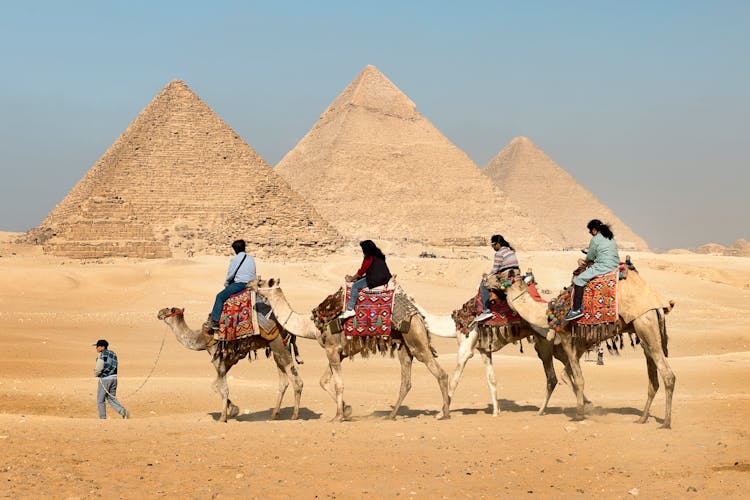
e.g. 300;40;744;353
28;80;341;258
275;66;550;248
483;137;648;250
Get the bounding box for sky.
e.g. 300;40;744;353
0;0;747;250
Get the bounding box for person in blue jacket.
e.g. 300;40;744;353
565;219;620;321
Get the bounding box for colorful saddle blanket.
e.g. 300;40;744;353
216;289;260;341
452;288;522;335
343;284;395;337
547;270;619;335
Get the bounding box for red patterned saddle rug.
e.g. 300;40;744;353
452;288;522;335
547;270;619;343
343;284;395;337
579;270;618;325
216;289;260;341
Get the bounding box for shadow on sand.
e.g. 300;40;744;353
209;406;322;422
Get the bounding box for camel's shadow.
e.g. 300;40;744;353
451;399;538;415
451;400;663;424
370;406;443;420
209;406;322;422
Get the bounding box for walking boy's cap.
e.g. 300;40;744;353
93;339;109;348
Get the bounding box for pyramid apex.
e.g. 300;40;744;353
510;136;533;146
321;65;417;119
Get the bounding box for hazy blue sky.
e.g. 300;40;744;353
1;1;747;249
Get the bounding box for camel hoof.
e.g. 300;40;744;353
659;423;672;430
438;413;451;420
537;409;546;416
228;405;240;418
291;412;299;420
343;405;353;419
330;415;344;423
636;417;648;424
572;414;585;422
269;412;279;420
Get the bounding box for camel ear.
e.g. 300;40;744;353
179;308;185;314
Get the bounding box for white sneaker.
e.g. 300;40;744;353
339;309;355;319
474;311;494;323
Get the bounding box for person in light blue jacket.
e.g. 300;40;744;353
565;219;620;321
207;239;257;330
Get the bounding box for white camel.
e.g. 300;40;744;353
421;307;584;416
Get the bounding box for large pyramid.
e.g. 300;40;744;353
27;80;342;258
483;137;648;250
274;65;551;248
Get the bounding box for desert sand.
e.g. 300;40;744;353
0;232;748;498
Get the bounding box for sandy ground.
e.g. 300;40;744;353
0;234;749;498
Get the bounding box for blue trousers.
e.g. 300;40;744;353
210;282;247;321
97;375;127;419
479;280;492;312
347;277;368;311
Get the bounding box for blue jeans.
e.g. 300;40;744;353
347;277;368;311
210;282;247;321
479;280;491;312
97;375;127;419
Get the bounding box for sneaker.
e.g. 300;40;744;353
564;309;583;321
474;311;494;323
339;309;355;319
121;409;130;419
207;319;220;330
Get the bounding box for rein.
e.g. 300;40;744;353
162;310;184;318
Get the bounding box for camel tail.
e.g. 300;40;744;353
657;308;669;358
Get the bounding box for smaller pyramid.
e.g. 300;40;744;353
275;66;551;248
483;137;648;250
28;80;342;258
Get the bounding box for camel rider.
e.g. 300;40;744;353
565;219;620;321
339;240;392;319
474;235;520;323
207;239;257;330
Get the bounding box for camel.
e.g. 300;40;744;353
485;270;676;428
442;312;584;417
256;279;451;421
157;307;303;422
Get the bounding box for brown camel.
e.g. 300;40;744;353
256;279;451;421
157;307;303;422
486;270;676;428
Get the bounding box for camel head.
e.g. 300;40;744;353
157;307;185;321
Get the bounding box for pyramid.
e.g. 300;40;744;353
27;80;342;258
483;137;648;250
275;66;550;248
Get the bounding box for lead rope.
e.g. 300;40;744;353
98;326;167;399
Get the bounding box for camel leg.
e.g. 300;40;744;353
448;330;477;400
268;337;303;420
554;346;592;405
633;312;676;429
211;360;232;423
637;353;658;425
534;338;558;416
560;336;586;420
403;317;451;419
480;348;500;416
325;348;347;422
390;345;414;419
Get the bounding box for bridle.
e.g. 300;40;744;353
162;309;184;318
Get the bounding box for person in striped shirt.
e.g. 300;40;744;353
474;235;520;323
